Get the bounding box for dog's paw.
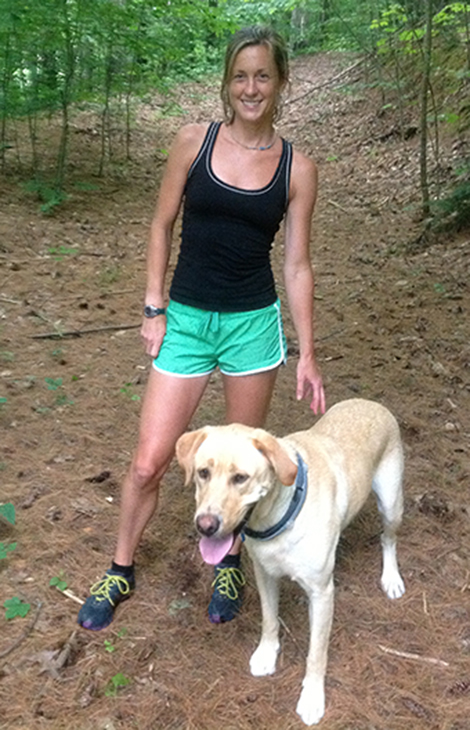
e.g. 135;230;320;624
296;684;325;726
381;569;405;600
250;641;279;676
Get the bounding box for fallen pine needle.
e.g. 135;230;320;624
378;644;449;667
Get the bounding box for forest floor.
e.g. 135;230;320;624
0;52;469;730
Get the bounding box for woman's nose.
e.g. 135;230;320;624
244;77;257;95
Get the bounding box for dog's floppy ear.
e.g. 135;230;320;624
251;431;298;486
175;429;209;486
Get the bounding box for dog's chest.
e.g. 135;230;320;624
246;529;330;581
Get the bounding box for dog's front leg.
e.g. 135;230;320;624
296;578;334;726
249;559;280;677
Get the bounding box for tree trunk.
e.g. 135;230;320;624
419;0;433;218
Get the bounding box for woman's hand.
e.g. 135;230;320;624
296;353;326;415
141;315;167;359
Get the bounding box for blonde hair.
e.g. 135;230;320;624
221;26;290;124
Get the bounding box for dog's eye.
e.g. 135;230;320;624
197;468;210;480
232;472;248;486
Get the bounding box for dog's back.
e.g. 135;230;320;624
282;398;403;533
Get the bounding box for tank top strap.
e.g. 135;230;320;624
187;122;221;179
280;137;293;208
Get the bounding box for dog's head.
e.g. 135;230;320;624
175;424;298;563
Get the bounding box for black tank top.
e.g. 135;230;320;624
169;122;293;312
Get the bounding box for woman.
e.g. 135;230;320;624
78;25;325;631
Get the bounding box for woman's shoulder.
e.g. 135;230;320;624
288;146;318;205
167;122;213;170
173;122;212;149
290;145;317;177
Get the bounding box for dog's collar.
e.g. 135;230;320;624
243;452;308;541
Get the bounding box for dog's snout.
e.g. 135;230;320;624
196;514;220;537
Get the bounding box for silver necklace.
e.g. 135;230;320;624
230;129;276;151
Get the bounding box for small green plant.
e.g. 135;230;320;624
4;597;31;619
0;396;7;407
45;377;63;391
104;639;116;653
119;383;141;401
73;181;100;192
0;503;15;524
0;542;17;559
50;572;68;592
33;405;51;415
104;627;127;653
48;245;79;260
44;377;74;407
55;393;74;407
104;672;131;697
23;180;69;215
0;503;16;560
0;351;14;362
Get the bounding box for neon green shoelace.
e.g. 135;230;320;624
212;567;246;601
89;575;132;606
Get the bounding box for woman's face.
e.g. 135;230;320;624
227;44;284;125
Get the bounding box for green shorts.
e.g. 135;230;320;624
153;299;287;377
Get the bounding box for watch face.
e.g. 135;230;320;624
144;305;165;317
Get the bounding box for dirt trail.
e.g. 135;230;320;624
0;53;469;730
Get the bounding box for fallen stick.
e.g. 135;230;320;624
55;587;84;606
327;199;354;215
288;58;365;105
378;644;449;667
31;323;140;339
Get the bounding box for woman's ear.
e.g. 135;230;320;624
175;429;209;486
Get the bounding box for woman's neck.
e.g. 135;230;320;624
226;120;277;152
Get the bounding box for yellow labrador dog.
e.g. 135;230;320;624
176;398;405;726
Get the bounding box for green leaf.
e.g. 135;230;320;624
0;542;17;560
0;503;15;525
105;672;131;696
45;377;63;391
50;576;68;591
4;597;31;620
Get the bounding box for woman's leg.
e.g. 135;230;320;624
78;367;210;630
222;367;279;427
114;367;211;565
207;367;279;624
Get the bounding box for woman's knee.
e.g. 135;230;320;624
130;449;171;490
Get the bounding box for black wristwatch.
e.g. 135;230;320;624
144;305;166;318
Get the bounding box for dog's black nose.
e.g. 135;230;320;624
196;514;220;536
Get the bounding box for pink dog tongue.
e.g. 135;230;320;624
199;534;234;565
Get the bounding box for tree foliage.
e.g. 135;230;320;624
0;0;468;230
